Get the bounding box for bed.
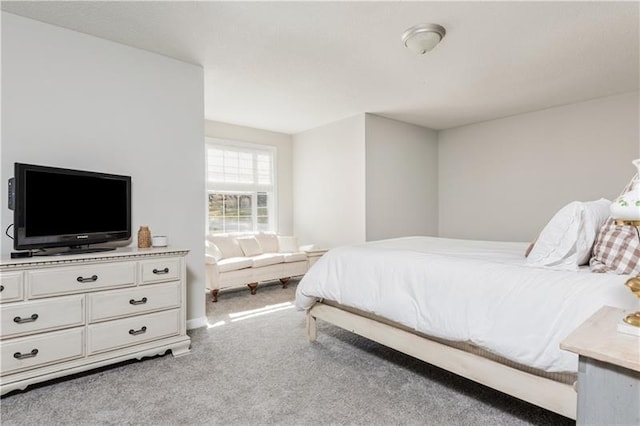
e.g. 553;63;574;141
295;236;640;420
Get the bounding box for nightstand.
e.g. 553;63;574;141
560;306;640;425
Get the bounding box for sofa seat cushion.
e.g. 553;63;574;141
251;253;285;268
217;257;254;273
283;252;307;263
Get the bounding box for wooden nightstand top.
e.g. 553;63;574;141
561;306;640;372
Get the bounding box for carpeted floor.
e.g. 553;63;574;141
0;280;574;425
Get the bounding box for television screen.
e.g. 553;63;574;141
13;163;132;254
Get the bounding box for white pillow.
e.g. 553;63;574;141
277;236;299;253
210;235;244;259
527;198;610;270
578;198;613;264
256;232;279;253
205;238;223;261
237;236;263;257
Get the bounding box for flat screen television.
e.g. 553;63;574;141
12;163;132;255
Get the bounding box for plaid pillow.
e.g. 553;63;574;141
589;218;640;274
590;173;640;274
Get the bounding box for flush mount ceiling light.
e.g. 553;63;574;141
401;23;446;54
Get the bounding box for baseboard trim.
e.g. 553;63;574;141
186;316;208;330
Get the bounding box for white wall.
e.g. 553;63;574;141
365;114;438;241
1;13;207;328
204;120;293;235
293;115;366;248
438;92;640;242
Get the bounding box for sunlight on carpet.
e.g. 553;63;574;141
207;301;295;328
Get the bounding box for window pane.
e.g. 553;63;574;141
257;219;269;232
257;155;272;185
225;217;239;233
223;195;238;215
207;149;225;183
208;194;224;216
238;217;252;232
209;218;224;233
207;192;271;233
238;153;253;183
257;192;267;207
239;195;252;216
224;151;238;173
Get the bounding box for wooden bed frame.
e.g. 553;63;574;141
306;301;577;420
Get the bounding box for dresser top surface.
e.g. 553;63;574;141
1;247;189;268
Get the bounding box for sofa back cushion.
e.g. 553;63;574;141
205;237;224;261
210;235;244;259
256;232;279;253
278;236;299;253
237;236;264;257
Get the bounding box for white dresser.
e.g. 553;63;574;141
0;247;191;395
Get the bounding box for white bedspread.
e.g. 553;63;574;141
295;236;640;373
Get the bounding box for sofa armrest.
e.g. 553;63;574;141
205;254;218;265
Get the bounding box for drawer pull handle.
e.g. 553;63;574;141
77;275;98;283
129;297;148;305
0;285;4;292
13;349;39;360
13;314;39;324
152;267;169;275
129;326;147;336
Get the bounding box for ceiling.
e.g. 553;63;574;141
2;1;639;134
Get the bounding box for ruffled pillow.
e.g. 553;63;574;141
526;198;611;270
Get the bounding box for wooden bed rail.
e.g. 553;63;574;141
307;302;577;420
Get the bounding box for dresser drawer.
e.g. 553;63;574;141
1;295;85;339
139;258;181;284
1;328;85;376
87;281;181;323
28;262;136;298
0;272;23;303
87;309;180;355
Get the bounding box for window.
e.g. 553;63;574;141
206;138;276;233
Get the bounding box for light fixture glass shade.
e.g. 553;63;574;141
610;159;640;221
402;23;446;54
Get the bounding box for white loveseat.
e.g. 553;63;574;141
205;232;311;302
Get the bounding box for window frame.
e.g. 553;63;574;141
205;137;278;234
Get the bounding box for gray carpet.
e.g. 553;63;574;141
1;280;573;425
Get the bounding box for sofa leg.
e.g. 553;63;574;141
280;277;291;288
247;283;258;295
211;289;219;303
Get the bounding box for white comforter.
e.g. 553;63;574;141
295;236;639;373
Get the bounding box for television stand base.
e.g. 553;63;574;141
10;251;33;258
